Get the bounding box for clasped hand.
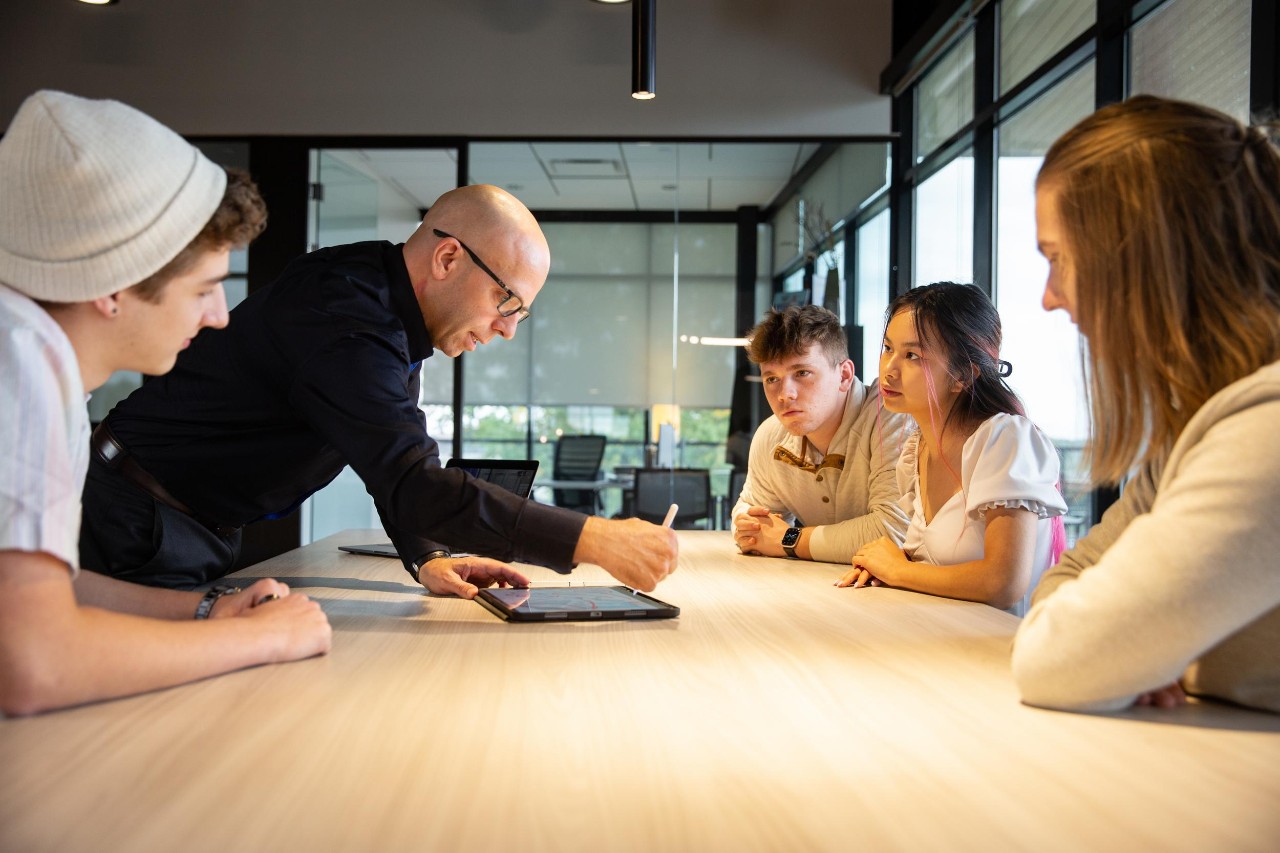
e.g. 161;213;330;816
733;506;789;557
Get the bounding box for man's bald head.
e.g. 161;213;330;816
407;184;549;289
404;185;550;357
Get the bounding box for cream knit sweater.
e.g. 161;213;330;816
1013;361;1280;714
733;381;910;564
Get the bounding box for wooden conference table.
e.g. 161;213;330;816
2;531;1278;852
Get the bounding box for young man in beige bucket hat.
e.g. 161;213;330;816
0;90;331;716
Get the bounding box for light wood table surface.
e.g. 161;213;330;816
3;530;1278;852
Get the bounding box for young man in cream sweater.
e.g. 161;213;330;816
732;305;909;565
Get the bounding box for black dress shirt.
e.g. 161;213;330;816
107;241;584;573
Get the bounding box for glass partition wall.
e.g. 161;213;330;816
768;142;894;383
303;140;891;539
304;147;460;542
454;217;740;517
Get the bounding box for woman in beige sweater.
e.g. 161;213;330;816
1012;95;1280;714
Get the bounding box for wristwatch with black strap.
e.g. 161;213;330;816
409;550;452;584
781;527;802;560
194;584;241;620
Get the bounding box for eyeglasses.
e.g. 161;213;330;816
432;229;530;323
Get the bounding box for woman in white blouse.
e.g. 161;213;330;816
836;282;1066;613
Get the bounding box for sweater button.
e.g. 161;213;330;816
816;475;823;482
822;496;830;503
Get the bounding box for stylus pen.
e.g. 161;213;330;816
633;504;678;596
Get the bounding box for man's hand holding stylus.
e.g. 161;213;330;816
574;515;677;592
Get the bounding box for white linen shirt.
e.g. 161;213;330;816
0;282;87;577
734;381;911;563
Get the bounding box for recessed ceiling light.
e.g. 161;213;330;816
78;0;118;5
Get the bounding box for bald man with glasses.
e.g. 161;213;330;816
80;184;678;598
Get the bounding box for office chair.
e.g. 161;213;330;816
612;465;639;519
552;434;607;514
723;469;748;529
633;468;712;529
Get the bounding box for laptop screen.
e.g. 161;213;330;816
445;458;539;498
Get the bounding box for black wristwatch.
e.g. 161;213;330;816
781;527;802;559
194;584;241;620
409;549;451;584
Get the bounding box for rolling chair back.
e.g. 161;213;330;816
633;468;712;529
552;434;607;514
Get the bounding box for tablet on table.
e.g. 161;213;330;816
475;586;679;622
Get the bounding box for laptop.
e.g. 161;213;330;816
338;458;540;559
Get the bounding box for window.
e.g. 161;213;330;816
780;267;807;294
995;62;1097;544
916;31;976;161
913;153;975;287
1130;0;1252;121
890;0;1264;529
813;239;845;317
1000;0;1094;95
855;208;891;381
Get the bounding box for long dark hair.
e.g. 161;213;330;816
888;282;1066;564
884;282;1024;436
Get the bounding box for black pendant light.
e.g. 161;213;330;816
632;0;656;100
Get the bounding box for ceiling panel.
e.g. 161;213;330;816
333;140;834;212
621;142;710;178
632;177;709;211
530;142;625;163
545;177;638;209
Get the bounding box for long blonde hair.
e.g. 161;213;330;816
1037;95;1280;485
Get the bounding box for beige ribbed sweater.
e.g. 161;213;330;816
733;381;910;564
1013;361;1280;714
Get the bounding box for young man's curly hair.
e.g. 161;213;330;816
745;304;848;367
131;168;267;302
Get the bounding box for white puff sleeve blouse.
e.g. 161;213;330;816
897;413;1068;611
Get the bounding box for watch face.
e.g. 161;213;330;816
782;527;801;547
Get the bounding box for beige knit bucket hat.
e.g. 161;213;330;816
0;90;226;302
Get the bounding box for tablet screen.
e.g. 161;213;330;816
476;586;679;622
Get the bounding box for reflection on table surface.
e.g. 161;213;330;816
2;530;1278;852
